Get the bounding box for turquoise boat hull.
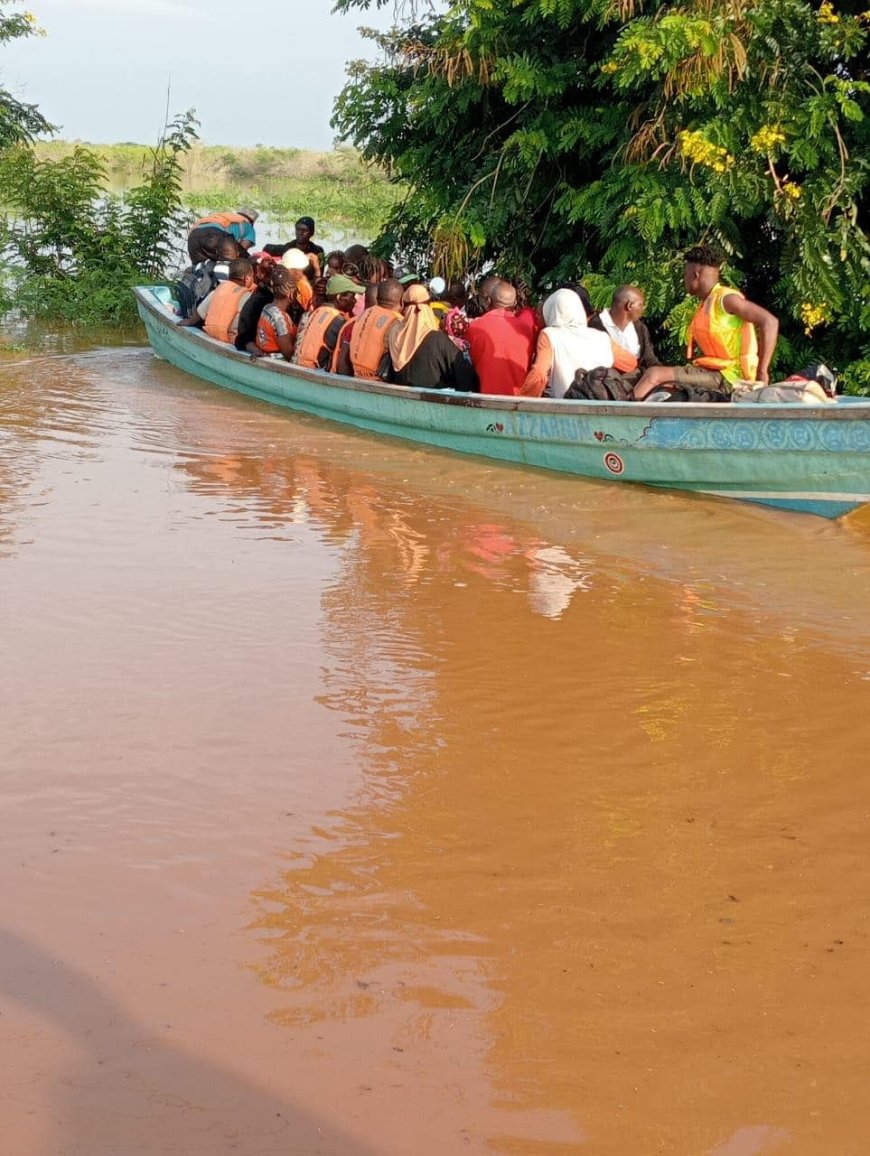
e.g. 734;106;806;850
135;286;870;519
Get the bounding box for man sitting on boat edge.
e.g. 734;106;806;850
633;245;779;402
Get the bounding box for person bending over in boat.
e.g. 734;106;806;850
294;275;365;371
521;289;613;398
179;257;254;345
387;284;477;392
335;278;404;379
589;285;659;373
633;245;779;401
254;266;298;361
467;280;538;395
187;207;258;265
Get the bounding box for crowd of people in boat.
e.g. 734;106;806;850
178;207;835;404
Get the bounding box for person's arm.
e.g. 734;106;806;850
321;317;347;370
336;335;354;377
723;294;779;384
448;339;477;392
177;314;203;328
638;322;660;370
520;332;553;397
275;331;295;360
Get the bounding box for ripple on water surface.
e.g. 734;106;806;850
2;345;870;1155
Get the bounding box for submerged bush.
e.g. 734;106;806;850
0;111;198;325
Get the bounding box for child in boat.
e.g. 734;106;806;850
255;266;297;361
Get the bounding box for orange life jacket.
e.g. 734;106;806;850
293;274;313;313
295;305;342;370
687;284;759;384
610;341;639;374
349;305;402;380
256;304;296;356
203;282;250;344
192;211;248;232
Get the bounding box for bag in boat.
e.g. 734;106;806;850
174;261;220;319
564;367;639;402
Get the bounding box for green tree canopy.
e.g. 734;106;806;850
0;4;53;145
333;0;870;384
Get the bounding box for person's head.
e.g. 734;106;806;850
344;243;369;266
228;257;254;287
488;279;518;311
217;236;243;263
281;247;311;273
683;244;724;297
611;284;646;323
268;265;295;302
237;206;259;225
251;252;276;286
402;283;432;312
377;278;404;310
444;281;468;310
326;273;365;314
543;288;587;329
558;281;593;316
324;250;345;276
359;255;393;283
295;216;316;247
342;261;362;280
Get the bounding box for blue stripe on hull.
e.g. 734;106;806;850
134;288;870;521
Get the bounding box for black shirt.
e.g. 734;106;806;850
390;330;477;392
234;286;273;351
262;240;325;262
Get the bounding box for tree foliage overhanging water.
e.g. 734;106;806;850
333;0;870;387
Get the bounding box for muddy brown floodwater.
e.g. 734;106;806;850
2;345;870;1156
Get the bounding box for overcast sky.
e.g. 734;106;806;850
7;0;397;149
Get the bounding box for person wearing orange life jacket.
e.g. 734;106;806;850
187;207;258;265
336;279;404;379
255;266;297;360
633;245;779;401
589;285;659;374
179;257;254;344
293;275;365;371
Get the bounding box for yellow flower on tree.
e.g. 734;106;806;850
818;1;840;21
679;130;734;173
751;126;787;153
800;302;829;334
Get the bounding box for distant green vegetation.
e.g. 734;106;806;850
34;141;403;235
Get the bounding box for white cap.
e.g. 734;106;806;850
281;248;310;271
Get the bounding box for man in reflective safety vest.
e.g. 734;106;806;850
187;208;258;265
335;278;404;379
633;245;779;401
293;275;365;371
179;257;254;345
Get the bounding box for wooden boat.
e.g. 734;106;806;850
135;286;870;519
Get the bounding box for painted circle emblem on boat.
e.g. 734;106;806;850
604;452;624;475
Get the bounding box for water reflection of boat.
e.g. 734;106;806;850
136;287;870;520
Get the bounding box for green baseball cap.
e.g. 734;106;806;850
327;274;365;295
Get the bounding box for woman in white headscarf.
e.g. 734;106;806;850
521;288;613;398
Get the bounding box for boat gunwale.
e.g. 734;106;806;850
134;287;869;424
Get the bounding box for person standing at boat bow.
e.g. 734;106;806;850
633;246;779;401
